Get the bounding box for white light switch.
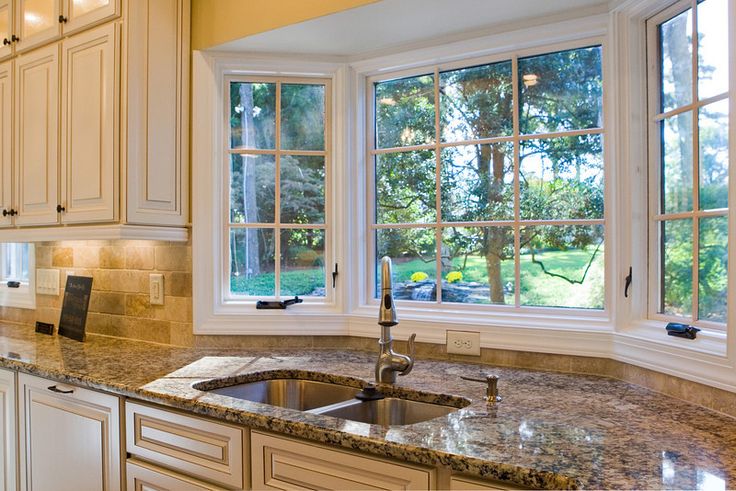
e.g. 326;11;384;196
36;269;60;296
150;274;164;305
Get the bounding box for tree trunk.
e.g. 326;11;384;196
480;144;507;304
239;83;260;276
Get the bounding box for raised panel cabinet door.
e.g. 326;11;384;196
61;0;118;37
14;0;61;54
18;373;121;491
126;0;189;226
126;460;228;491
14;43;59;227
0;61;12;227
0;369;17;491
0;0;13;60
60;22;118;224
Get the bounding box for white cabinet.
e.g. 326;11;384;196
251;430;434;490
18;373;121;491
60;21;117;223
0;60;12;227
0;0;13;60
126;460;228;491
61;0;118;37
14;42;59;226
0;369;16;491
14;0;60;53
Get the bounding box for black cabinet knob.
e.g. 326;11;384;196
56;204;65;213
58;15;68;23
2;38;9;46
1;209;7;217
10;35;19;43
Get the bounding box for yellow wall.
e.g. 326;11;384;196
192;0;380;50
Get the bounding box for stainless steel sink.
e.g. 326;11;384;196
206;379;360;411
313;397;459;425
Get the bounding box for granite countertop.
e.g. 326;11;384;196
0;324;734;489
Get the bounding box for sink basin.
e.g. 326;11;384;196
206;378;360;411
314;397;459;425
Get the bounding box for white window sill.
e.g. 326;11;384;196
0;284;35;310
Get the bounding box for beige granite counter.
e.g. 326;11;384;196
0;323;733;489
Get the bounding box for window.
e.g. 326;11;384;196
369;46;605;310
0;243;34;309
225;77;331;302
647;0;729;328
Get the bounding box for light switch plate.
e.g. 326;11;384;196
150;273;164;305
446;330;481;356
36;269;60;296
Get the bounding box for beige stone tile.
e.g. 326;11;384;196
169;322;195;347
89;291;125;315
36;293;62;309
157;296;191;323
35;246;52;268
570;355;615;376
35;307;59;326
123;317;171;344
99;246;125;269
73;247;100;268
52;247;73;267
126;247;155;270
709;387;736;418
164;272;192;297
154;246;191;272
106;271;147;293
125;294;155;318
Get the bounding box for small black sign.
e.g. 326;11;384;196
34;321;54;335
58;276;93;342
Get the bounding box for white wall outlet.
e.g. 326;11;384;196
36;269;60;295
446;330;481;356
149;273;164;305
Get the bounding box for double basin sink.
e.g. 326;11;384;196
194;375;469;426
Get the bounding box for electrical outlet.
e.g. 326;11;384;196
149;274;164;305
446;330;481;356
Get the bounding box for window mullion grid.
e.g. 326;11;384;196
275;81;282;299
691;0;700;323
434;67;443;304
512;55;521;308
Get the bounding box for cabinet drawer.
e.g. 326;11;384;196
126;459;228;491
251;430;432;490
125;402;244;489
450;476;526;490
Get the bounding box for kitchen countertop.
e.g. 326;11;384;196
0;324;734;489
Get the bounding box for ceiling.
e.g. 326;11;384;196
214;0;617;57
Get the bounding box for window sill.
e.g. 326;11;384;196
0;285;36;310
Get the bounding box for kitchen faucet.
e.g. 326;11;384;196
375;256;416;384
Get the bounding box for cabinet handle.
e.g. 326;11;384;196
9;209;16;216
3;209;17;217
2;38;9;46
10;35;19;43
1;210;7;217
58;15;68;23
47;385;74;394
56;204;66;213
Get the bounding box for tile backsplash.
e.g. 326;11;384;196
3;240;193;345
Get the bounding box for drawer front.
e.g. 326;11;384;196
251;430;432;490
126;459;228;491
125;402;244;489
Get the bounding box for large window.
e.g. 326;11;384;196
370;46;605;310
226;77;331;301
647;0;729;327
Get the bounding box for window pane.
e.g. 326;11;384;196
22;0;55;37
230;154;275;224
520;135;604;220
280;229;325;297
519;46;602;134
230;82;276;149
697;0;728;99
661;219;693;316
281;155;325;224
441;227;514;305
375;75;435;149
661;111;693;213
441;143;513;221
660;9;693;113
230;229;275;296
440;61;512;142
280;84;325;151
519;225;604;309
376;228;436;301
376;151;436;224
699;100;729;210
699;216;727;322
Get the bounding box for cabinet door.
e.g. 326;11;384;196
126;0;189;226
19;373;121;491
14;0;61;53
0;0;12;60
14;44;59;227
0;369;17;491
61;0;118;37
60;23;117;224
0;61;12;227
126;460;228;491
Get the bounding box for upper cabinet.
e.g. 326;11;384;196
0;0;13;60
0;0;189;241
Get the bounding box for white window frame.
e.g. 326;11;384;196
0;243;35;310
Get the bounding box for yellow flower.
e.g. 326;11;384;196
446;271;463;283
410;271;428;282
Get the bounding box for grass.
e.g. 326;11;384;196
231;248;604;309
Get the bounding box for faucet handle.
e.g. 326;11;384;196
398;333;416;377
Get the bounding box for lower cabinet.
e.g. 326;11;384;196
18;373;121;491
0;368;16;491
126;459;227;491
251;430;434;490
